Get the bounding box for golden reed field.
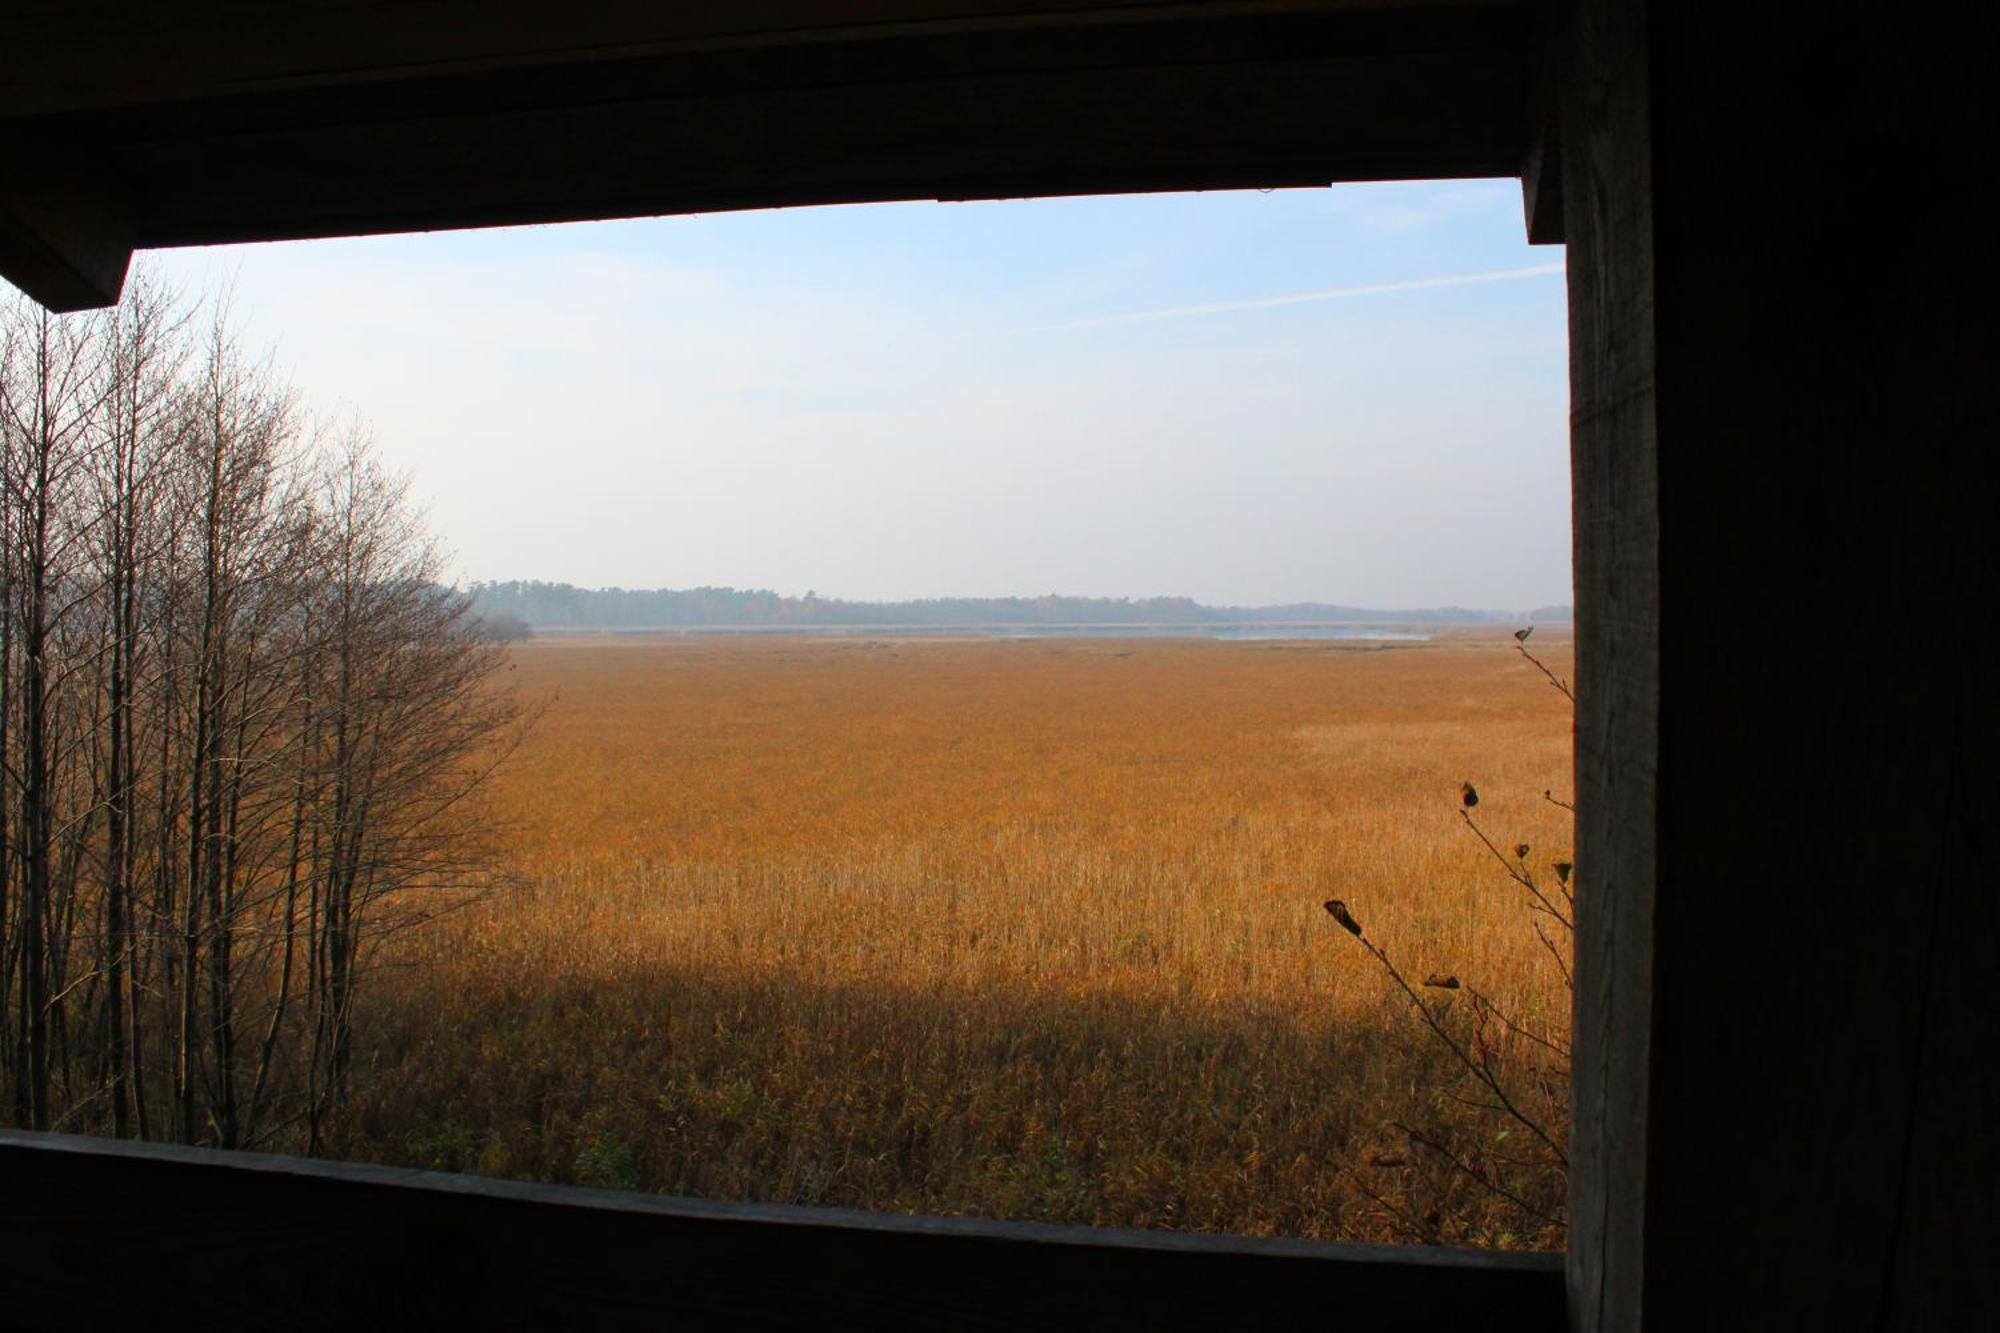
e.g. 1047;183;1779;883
338;630;1575;1247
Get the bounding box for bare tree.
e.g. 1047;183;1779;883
0;300;112;1130
0;276;525;1153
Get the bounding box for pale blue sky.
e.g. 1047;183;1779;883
147;180;1570;609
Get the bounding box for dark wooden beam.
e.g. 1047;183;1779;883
111;40;1528;250
1559;0;1655;1325
1563;1;1999;1327
1517;1;1563;244
1520;113;1562;244
0;153;133;312
0;3;1537;308
0;1130;1565;1332
1;1;1525;117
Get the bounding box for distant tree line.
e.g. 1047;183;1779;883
469;610;534;643
0;277;521;1150
471;580;1573;631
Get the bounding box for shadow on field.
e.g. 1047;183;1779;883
337;964;1523;1243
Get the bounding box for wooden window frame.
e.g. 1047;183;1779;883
29;2;1989;1327
0;6;1583;1328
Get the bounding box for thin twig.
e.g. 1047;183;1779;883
1392;1120;1558;1224
1530;918;1573;992
1516;640;1574;703
1465;986;1570;1061
1335;1161;1442;1246
1461;809;1574;930
1349;928;1569;1169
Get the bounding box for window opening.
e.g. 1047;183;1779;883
0;183;1571;1249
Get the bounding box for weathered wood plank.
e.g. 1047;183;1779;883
0;154;133;311
0;1130;1565;1332
0;4;1535;305
1558;2;1656;1329
1517;0;1563;244
110;45;1527;249
1564;2;2000;1328
0;1;1527;117
1640;4;1997;1326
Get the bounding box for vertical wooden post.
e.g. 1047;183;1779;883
1561;2;1998;1326
1559;1;1657;1327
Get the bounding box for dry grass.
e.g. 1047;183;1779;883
336;631;1573;1246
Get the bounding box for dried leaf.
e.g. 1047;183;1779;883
1322;899;1363;937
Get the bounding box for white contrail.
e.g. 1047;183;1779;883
1014;262;1565;333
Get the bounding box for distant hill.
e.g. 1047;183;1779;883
468;581;1572;631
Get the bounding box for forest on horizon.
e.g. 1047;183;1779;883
470;580;1575;632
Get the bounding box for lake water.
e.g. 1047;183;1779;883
1205;626;1432;641
561;623;1436;641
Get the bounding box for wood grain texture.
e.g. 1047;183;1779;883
1558;2;1656;1329
107;42;1528;248
1564;2;1999;1327
0;4;1534;304
0;1130;1565;1332
1640;4;1997;1326
0;1;1527;116
0;152;133;311
1517;0;1563;244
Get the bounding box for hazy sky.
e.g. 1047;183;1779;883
144;180;1571;609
